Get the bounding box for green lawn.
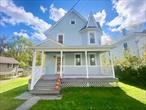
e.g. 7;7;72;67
0;77;28;93
0;77;146;110
0;77;29;110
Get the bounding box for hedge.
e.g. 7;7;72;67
115;65;146;87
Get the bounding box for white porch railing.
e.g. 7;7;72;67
30;66;44;90
62;65;114;78
62;65;87;78
88;66;113;78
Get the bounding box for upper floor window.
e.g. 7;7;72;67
70;19;76;24
74;54;82;66
57;34;64;44
88;32;96;44
89;54;96;66
123;42;128;50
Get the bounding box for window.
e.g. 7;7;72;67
75;54;82;66
70;19;76;24
123;42;128;50
89;32;95;44
89;54;96;65
57;34;64;44
7;64;13;68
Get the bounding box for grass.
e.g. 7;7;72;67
30;84;146;110
0;77;28;110
0;77;146;110
0;77;28;93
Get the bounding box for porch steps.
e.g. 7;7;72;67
30;75;61;95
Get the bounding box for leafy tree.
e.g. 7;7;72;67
0;35;9;55
6;36;33;67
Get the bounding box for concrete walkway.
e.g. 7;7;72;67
16;96;40;110
15;92;62;110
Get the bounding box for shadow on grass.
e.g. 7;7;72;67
0;85;27;110
119;80;146;90
30;87;146;110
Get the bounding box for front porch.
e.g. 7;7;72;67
29;47;118;91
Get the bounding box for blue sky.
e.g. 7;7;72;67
0;0;146;44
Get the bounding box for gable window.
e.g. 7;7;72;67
57;34;64;44
89;54;96;66
74;54;82;66
123;42;128;50
89;32;96;44
70;19;76;24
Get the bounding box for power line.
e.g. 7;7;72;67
68;0;81;12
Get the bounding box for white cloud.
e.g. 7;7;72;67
40;5;47;13
94;10;106;26
107;16;123;28
0;0;51;40
107;0;146;32
101;33;112;45
13;30;29;38
31;32;47;40
49;4;67;22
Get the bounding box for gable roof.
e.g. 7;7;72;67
0;56;19;64
45;9;87;36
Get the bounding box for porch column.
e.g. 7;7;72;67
30;49;37;90
109;51;115;78
85;51;89;78
41;51;44;74
60;51;63;78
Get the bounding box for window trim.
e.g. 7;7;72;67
88;53;97;66
70;19;76;24
74;53;82;66
57;33;64;44
88;31;96;45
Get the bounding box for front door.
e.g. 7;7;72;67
56;56;63;74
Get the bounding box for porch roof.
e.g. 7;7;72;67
31;38;115;52
31;45;115;52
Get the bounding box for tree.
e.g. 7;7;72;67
6;36;33;67
0;35;9;55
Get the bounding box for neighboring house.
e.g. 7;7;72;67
29;10;118;95
0;56;19;79
112;31;146;61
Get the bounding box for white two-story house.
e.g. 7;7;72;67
112;31;146;61
29;9;118;95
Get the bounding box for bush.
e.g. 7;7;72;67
114;53;146;88
115;65;146;87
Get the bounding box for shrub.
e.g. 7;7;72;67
115;53;146;87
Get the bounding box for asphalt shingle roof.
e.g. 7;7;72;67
0;56;19;64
